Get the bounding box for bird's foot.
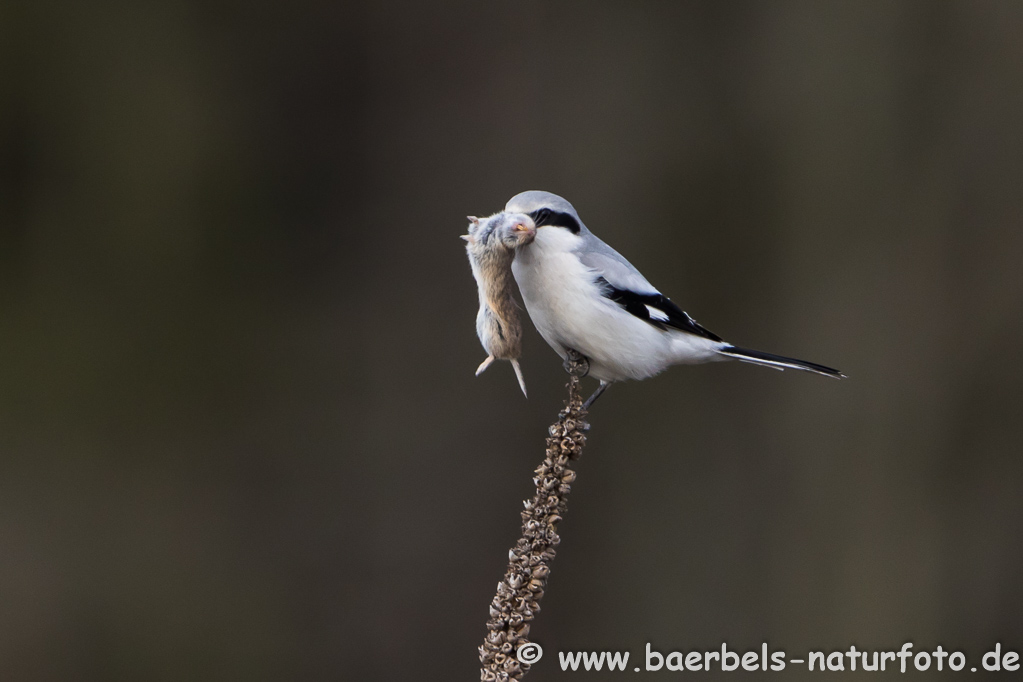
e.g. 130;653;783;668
563;349;589;378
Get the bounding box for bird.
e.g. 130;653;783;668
462;211;538;397
504;190;844;408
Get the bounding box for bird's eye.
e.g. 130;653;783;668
530;209;551;226
527;208;580;233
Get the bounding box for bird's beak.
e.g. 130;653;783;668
513;222;537;242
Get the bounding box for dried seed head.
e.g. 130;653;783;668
481;372;588;682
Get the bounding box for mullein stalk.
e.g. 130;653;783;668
479;353;590;681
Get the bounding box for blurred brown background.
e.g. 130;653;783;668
2;1;1022;680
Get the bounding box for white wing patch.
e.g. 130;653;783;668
645;304;669;322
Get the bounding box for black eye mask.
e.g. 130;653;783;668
528;208;581;234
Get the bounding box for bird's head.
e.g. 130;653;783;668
504;191;586;235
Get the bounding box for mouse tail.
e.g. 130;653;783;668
511;359;527;398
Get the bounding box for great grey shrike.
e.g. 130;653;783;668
503;190;844;408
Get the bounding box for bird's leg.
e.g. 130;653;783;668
582;380;610;410
563;348;607;412
563;349;589;378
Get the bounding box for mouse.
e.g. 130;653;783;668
462;211;537;397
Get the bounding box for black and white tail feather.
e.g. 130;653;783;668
595;273;844;379
716;346;845;378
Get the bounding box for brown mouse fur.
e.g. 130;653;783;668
462;212;537;396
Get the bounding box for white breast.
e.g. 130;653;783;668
511;228;688;382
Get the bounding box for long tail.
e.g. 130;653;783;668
511;359;528;398
476;354;528;397
716;345;845;379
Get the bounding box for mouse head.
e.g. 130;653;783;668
462;212;536;249
490;212;536;250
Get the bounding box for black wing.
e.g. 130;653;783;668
596;276;722;342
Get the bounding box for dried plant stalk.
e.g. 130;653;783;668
479;354;590;681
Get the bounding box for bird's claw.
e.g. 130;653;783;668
563;349;589;378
